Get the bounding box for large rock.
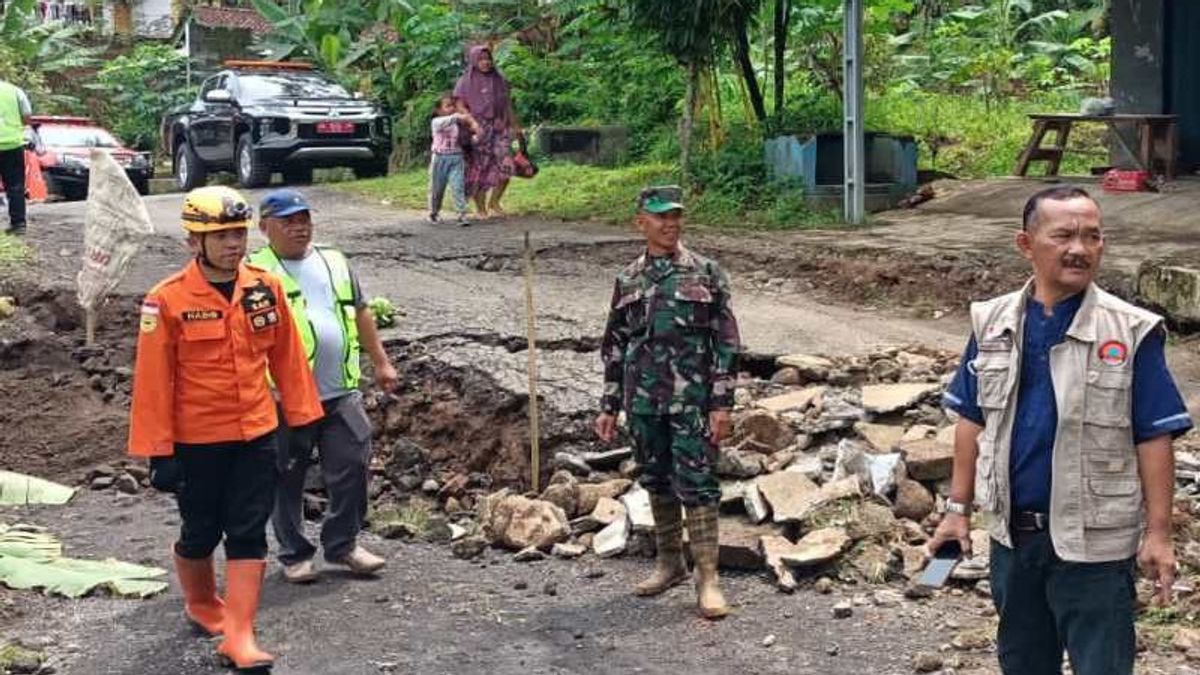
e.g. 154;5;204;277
540;482;580;517
861;383;941;415
733;411;796;453
620;485;656;533
590;497;627;527
1137;261;1200;323
855;422;906;453
756;471;821;523
576;478;633;515
719;520;776;570
760;535;802;592
852;543;901;583
846;501;897;541
893;478;935;521
717;447;769;478
593;515;630;557
480;491;570;551
902;437;954;481
776;353;835;381
755;387;826;414
780;527;850;567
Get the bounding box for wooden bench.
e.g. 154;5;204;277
1015;113;1179;179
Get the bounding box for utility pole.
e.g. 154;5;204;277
843;0;865;225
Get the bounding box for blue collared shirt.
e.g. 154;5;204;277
943;294;1193;512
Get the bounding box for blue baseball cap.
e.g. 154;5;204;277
259;189;312;219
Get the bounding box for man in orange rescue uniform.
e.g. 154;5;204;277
128;185;323;670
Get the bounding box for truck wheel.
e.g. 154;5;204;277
236;136;271;188
282;167;313;185
353;161;388;180
175;143;207;191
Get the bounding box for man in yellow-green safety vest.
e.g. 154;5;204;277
0;79;32;235
250;188;399;583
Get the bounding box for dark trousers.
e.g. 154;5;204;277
174;432;278;561
271;392;372;565
990;530;1136;675
628;411;720;507
0;147;25;230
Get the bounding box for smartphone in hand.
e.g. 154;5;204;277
918;540;963;588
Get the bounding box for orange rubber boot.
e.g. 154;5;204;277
174;553;225;636
216;559;274;670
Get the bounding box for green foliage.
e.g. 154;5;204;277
368;296;398;328
0;0;101;112
0;232;32;269
90;44;193;152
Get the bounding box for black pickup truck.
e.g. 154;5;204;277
162;61;392;190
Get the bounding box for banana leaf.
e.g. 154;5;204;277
0;471;75;506
0;523;167;598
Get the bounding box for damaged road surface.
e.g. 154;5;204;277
2;188;1198;675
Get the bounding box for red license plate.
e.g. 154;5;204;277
316;121;355;134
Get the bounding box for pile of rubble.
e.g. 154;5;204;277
373;345;999;594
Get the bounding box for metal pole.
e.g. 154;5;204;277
184;19;191;90
523;232;542;493
843;0;865;224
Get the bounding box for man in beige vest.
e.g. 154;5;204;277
928;185;1192;675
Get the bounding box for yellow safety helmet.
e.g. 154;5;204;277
181;186;253;233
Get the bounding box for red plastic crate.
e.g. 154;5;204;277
1102;169;1149;192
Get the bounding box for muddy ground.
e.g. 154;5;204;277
3;185;1200;674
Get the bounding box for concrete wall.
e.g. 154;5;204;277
187;22;260;80
134;0;173;38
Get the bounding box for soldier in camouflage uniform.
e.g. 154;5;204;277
594;185;741;620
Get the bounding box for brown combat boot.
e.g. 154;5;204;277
174;552;225;636
634;494;688;596
686;504;730;620
216;559;274;670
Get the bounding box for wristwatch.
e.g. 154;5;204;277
945;499;972;517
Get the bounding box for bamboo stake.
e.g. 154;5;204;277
523;231;542;493
85;306;96;345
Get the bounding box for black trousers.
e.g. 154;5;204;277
174;432;279;561
0;147;25;229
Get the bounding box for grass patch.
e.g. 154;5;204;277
370;500;434;539
0;232;31;269
0;643;43;671
341;160;852;231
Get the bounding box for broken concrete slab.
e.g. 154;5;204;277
780;527;850;567
717;447;769;478
1137;261;1200;323
719;520;777;570
760;535;801;593
901;437;954;481
580;447;634;471
901;424;938;443
776;353;835;381
593;515;630;557
620;486;656;533
786;454;823;481
951;530;991;581
551;542;586;559
756;471;821;523
744;482;771;524
861;383;941;415
846;501;897;541
855;422;906;453
755;386;827;414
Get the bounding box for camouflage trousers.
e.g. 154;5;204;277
627;411;720;506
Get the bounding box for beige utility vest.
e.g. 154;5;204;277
970;280;1162;562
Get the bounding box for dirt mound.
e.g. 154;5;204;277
0;286;139;481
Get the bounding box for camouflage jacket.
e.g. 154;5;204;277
600;245;741;416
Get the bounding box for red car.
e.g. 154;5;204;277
32;116;153;200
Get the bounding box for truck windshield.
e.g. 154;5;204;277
238;74;350;101
38;126;121;148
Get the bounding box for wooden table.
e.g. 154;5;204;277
1015;113;1179;179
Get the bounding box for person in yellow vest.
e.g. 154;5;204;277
0;78;32;234
250;188;399;583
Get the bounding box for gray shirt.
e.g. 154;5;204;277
278;248;365;401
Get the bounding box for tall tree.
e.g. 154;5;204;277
726;1;767;123
773;0;788;113
623;0;725;181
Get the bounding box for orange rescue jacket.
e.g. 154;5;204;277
127;259;323;457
